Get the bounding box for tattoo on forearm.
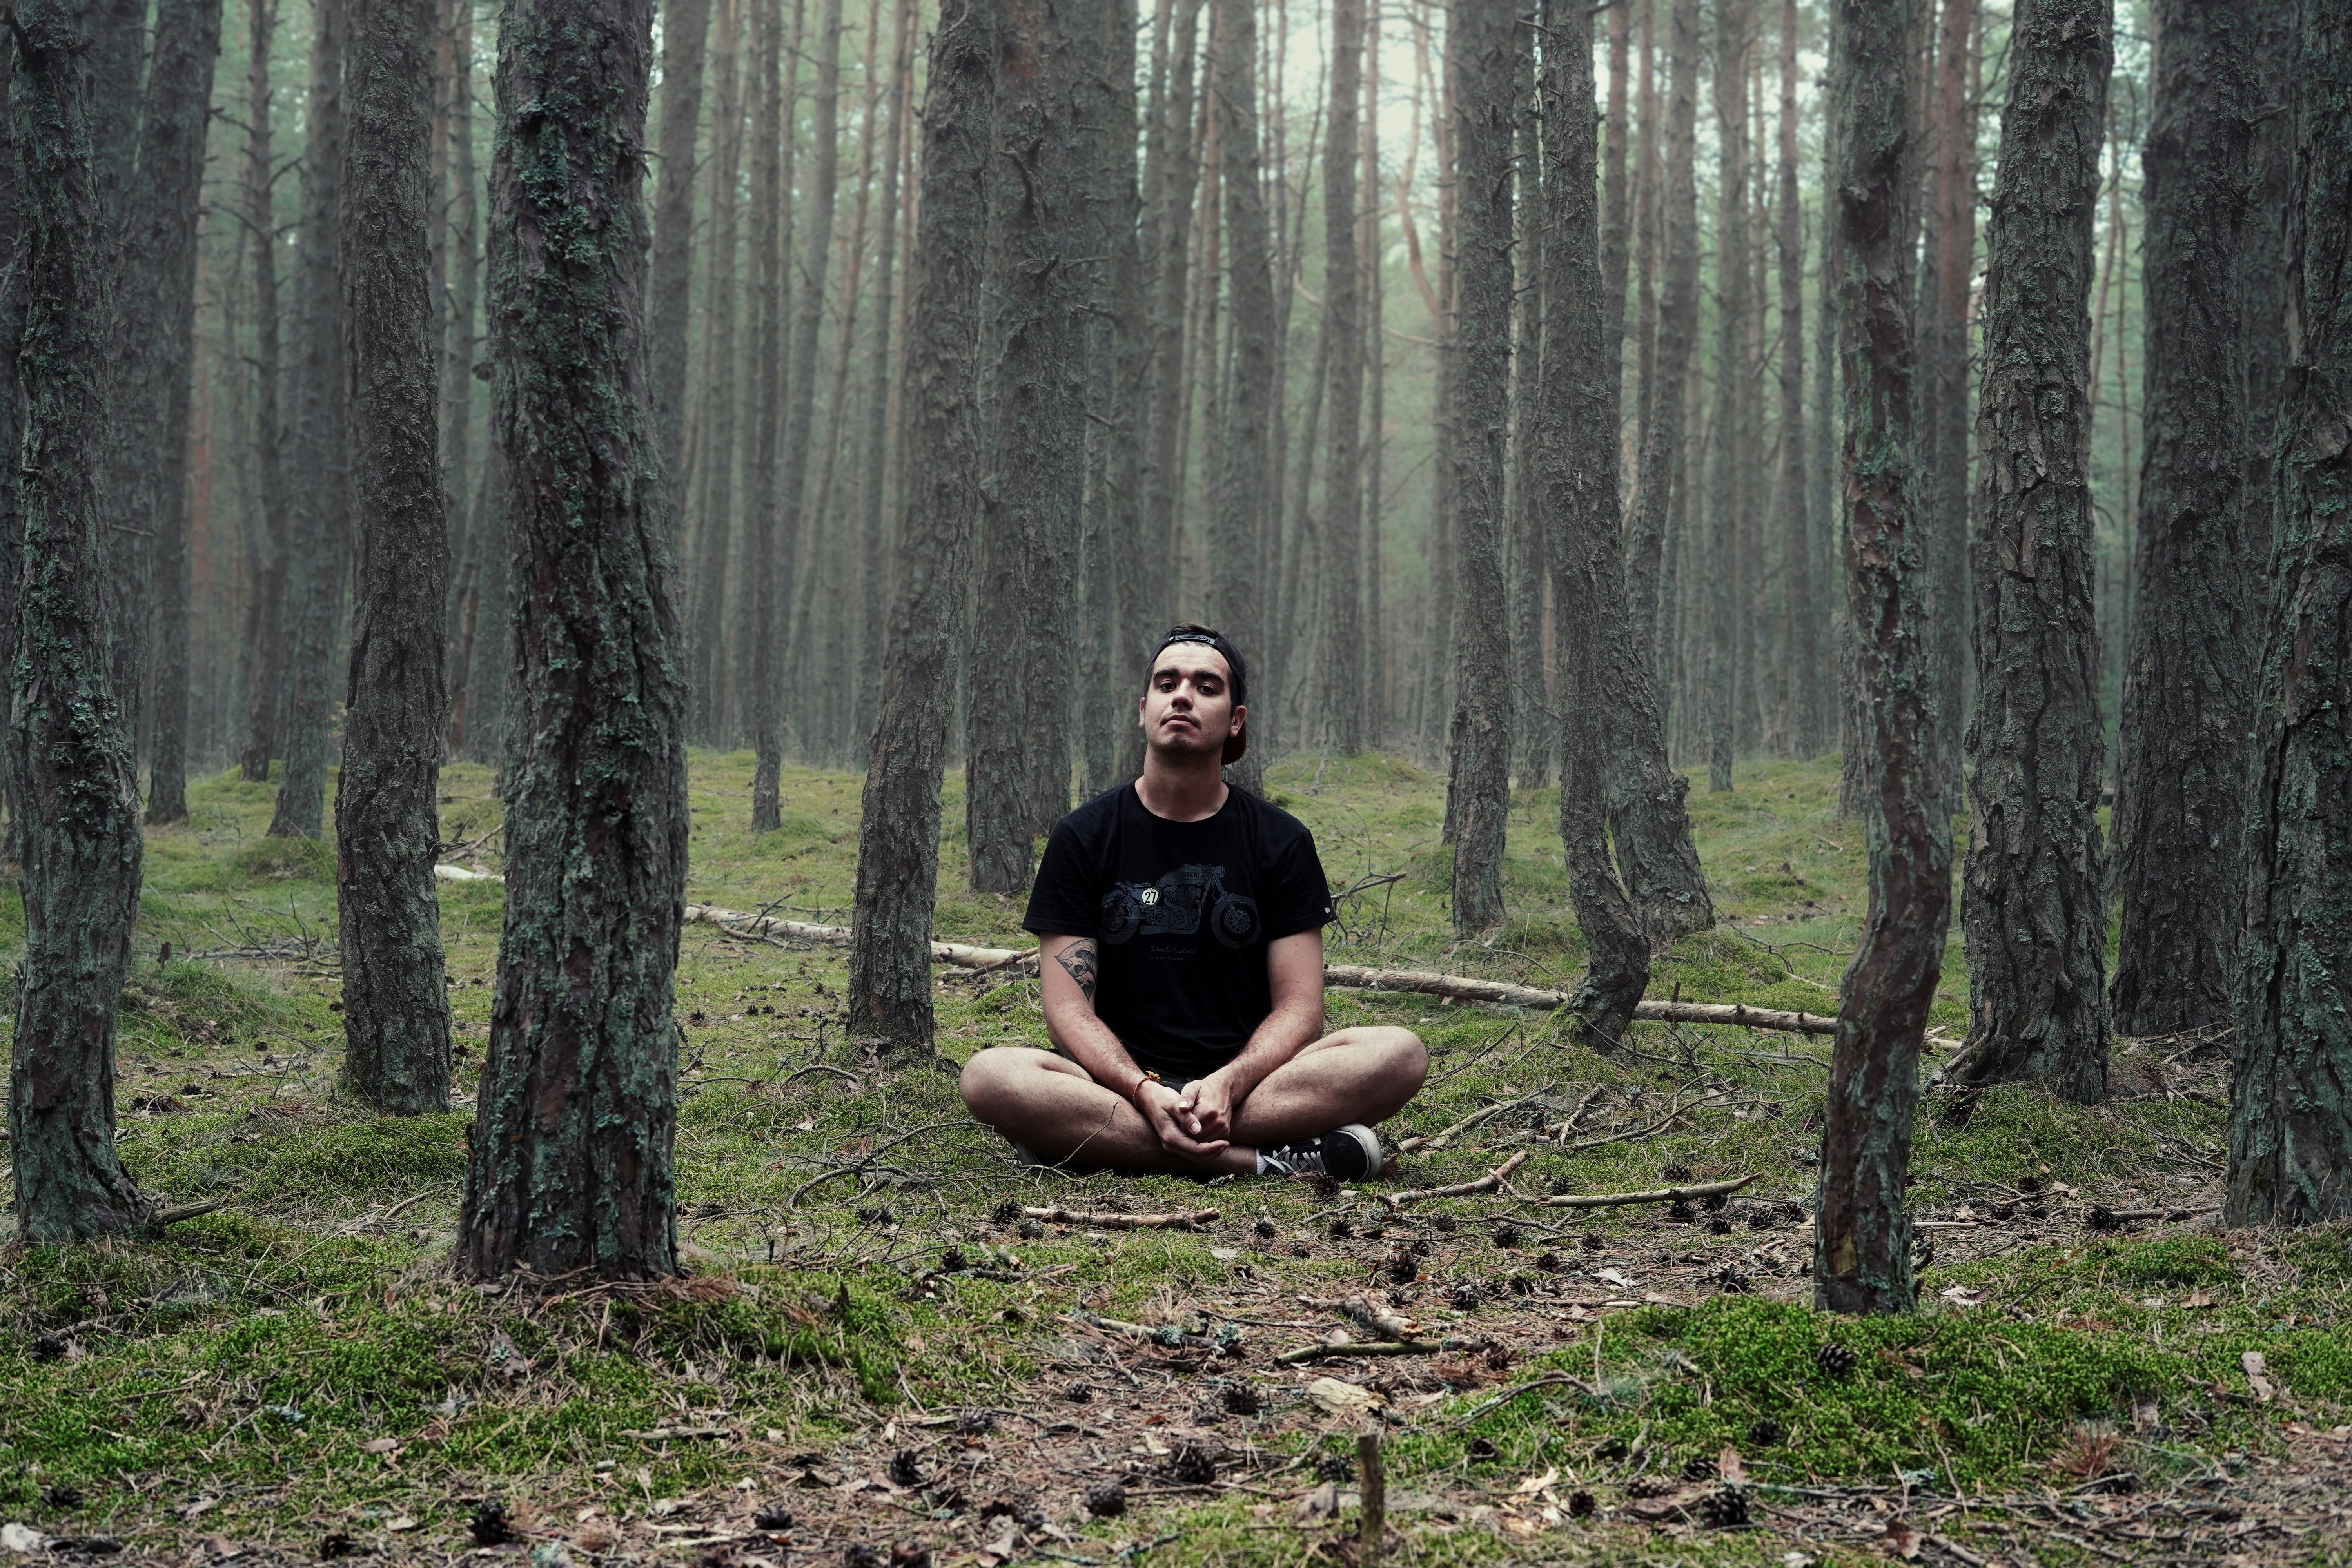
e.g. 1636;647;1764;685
1055;940;1100;1003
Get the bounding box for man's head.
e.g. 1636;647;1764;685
1140;624;1249;765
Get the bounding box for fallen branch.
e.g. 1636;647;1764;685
684;904;1039;969
1274;1339;1448;1367
1320;964;1838;1034
1023;1206;1220;1230
147;1200;223;1227
432;863;503;884
1298;1294;1420;1341
1381;1150;1530;1211
1539;1174;1759;1210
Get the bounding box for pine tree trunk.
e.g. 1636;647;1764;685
1314;0;1365;755
2108;0;2258;1039
1099;0;1147;788
2226;0;2352;1227
336;0;452;1114
1624;0;1697;679
89;0;149;760
459;0;688;1281
268;0;352;841
1631;0;1660;459
0;29;22;832
1509;58;1553;793
116;0;223;827
1209;0;1271;796
1813;0;1948;1317
1443;0;1512;934
769;0;841;786
1702;0;1749;794
849;0;915;771
647;0;711;495
967;0;1099;889
1542;0;1652;1049
1919;0;1976;808
1959;0;2111;1104
1773;0;1821;758
1610;0;1711;944
848;0;992;1060
1131;0;1202;782
744;0;787;827
437;0;482;757
237;0;290;783
1601;0;1631;385
1360;19;1386;745
686;0;745;744
8;0;150;1241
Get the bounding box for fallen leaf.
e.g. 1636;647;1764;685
385;1517;417;1532
359;1439;401;1455
1882;1517;1919;1559
1306;1377;1382;1416
1719;1446;1747;1484
1595;1268;1634;1288
2184;1289;2217;1308
1512;1466;1559;1495
1938;1285;1984;1307
977;1514;1025;1563
2;1524;49;1553
2243;1350;2275;1403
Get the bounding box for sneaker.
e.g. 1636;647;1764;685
1258;1124;1382;1181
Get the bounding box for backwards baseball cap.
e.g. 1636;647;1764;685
1149;624;1249;764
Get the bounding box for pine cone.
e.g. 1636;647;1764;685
1082;1480;1127;1518
1680;1454;1717;1481
1700;1487;1750;1529
1016;1219;1044;1240
1254;1217;1277;1239
1748;1417;1785;1447
1434;1214;1458;1234
1582;1232;1606;1252
1662;1162;1695;1182
1162;1444;1218;1486
1492;1221;1523;1249
990;1199;1020;1227
1386;1252;1418;1285
1816;1342;1857;1377
1446;1279;1482;1310
1624;1475;1680;1499
888;1451;925;1488
1567;1490;1597;1518
1220;1382;1262;1416
1702;1192;1730;1212
2088;1205;2120;1232
1708;1217;1733;1235
1329;1217;1354;1240
1715;1268;1753;1294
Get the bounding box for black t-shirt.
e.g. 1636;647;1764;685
1023;783;1336;1080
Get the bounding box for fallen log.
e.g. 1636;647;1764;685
1022;1206;1220;1230
1381;1149;1530;1212
1322;964;1838;1034
1539;1174;1759;1210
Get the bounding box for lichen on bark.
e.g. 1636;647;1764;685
457;0;688;1281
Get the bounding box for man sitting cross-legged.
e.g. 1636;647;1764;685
959;624;1427;1180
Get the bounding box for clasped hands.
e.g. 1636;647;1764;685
1136;1071;1243;1160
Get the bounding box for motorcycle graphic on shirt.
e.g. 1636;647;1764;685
1100;864;1260;948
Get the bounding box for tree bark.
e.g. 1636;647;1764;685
743;0;789;827
1702;0;1750;794
268;0;352;840
459;0;688;1281
1540;0;1651;1050
966;0;1099;888
1314;0;1365;755
1775;0;1823;759
848;0;992;1061
2226;0;2352;1227
1443;0;1511;935
1917;0;1976;808
1814;0;1948;1316
2108;0;2258;1040
1610;0;1711;946
772;0;842;764
112;0;223;826
647;0;711;497
437;0;483;757
849;0;915;771
686;0;745;744
336;0;452;1114
237;0;290;783
1208;0;1270;796
1958;0;2111;1105
8;0;150;1241
1509;53;1553;792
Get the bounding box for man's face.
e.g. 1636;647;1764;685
1139;648;1243;759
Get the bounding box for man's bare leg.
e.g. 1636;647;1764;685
959;1027;1426;1175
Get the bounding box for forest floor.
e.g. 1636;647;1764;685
3;752;2349;1568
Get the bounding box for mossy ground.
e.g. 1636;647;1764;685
1;752;2343;1565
